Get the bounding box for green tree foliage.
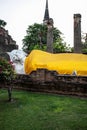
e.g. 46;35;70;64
81;33;87;54
0;19;7;27
0;57;16;82
53;40;71;53
22;23;71;53
0;57;16;101
22;23;47;52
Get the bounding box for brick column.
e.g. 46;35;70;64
46;18;54;53
74;14;82;53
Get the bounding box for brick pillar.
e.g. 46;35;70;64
47;18;54;53
74;14;82;53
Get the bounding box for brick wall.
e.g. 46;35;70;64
0;69;87;97
13;69;87;97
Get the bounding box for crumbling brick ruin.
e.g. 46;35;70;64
0;27;18;52
0;27;18;59
74;14;82;53
0;69;86;97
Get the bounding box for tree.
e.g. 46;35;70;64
22;23;70;53
0;19;7;27
81;33;87;54
0;57;16;101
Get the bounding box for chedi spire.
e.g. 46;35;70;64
43;0;49;23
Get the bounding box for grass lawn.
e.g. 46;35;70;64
0;89;87;130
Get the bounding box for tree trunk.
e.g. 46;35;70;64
8;87;12;102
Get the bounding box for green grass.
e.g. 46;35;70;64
0;89;87;130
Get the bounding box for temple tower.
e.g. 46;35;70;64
43;0;54;53
43;0;49;24
74;14;82;53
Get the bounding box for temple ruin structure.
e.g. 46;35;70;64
43;0;54;53
0;27;18;53
74;14;82;53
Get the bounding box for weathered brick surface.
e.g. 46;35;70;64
0;69;87;97
0;27;18;53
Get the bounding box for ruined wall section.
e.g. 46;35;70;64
0;27;18;53
2;69;86;97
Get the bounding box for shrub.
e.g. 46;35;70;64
0;57;16;82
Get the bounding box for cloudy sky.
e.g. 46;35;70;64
0;0;87;49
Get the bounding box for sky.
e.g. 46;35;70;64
0;0;87;49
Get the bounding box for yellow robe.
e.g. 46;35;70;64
24;50;87;76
